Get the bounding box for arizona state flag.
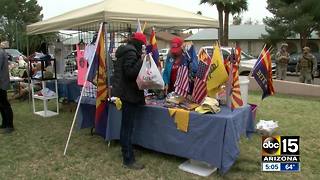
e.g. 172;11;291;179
149;28;160;66
227;48;243;110
206;43;228;97
87;24;108;137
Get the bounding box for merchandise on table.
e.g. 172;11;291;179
216;85;227;105
195;97;220;114
166;92;185;104
179;101;199;111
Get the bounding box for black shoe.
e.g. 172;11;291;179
0;128;14;134
123;162;145;170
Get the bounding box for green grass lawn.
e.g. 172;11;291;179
0;92;319;179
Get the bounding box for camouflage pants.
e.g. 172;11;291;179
277;65;287;80
299;71;312;84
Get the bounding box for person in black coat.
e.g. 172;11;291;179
112;32;146;170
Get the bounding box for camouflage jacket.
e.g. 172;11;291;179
275;51;290;65
296;53;317;72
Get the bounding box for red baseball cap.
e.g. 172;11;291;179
131;32;147;45
170;37;183;55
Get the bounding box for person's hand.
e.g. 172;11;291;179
164;85;168;95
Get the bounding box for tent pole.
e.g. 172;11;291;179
27;36;31;104
104;22;112;99
64;23;104;156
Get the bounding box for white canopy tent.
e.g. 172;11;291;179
27;0;219;156
27;0;218;35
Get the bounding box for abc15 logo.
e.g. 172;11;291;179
261;136;299;156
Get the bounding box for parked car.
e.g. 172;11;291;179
200;46;276;76
4;48;28;67
287;53;300;73
4;48;26;61
288;52;320;77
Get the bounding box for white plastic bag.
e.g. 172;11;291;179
136;54;164;90
256;120;279;136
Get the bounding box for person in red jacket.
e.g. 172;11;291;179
162;37;184;94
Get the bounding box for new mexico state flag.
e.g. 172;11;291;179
206;43;228;97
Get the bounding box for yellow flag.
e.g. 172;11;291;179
206;43;228;97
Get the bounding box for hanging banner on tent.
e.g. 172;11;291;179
76;44;88;86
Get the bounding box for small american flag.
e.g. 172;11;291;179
174;57;189;97
192;60;210;104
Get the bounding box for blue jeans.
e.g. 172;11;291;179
120;101;137;165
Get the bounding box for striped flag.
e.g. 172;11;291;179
226;48;243;110
259;48;274;96
174;55;189;97
192;49;211;104
235;46;241;64
252;47;275;99
149;28;160;67
87;24;108;136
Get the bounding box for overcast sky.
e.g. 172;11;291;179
37;0;272;23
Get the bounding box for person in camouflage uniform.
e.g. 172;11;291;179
296;47;317;84
275;43;290;80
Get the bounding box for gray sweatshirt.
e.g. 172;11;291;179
0;48;10;90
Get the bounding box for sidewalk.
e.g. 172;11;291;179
249;77;320;97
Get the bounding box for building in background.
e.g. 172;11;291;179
145;31;191;49
186;25;320;57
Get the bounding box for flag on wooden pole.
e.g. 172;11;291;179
87;24;108;136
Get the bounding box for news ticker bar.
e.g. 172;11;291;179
261;162;300;172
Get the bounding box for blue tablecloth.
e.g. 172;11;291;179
76;97;95;129
77;101;254;174
106;104;254;174
47;79;80;102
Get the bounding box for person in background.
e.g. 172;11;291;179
12;63;42;99
112;32;146;170
0;41;14;134
275;43;290;80
162;37;184;94
296;46;317;84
